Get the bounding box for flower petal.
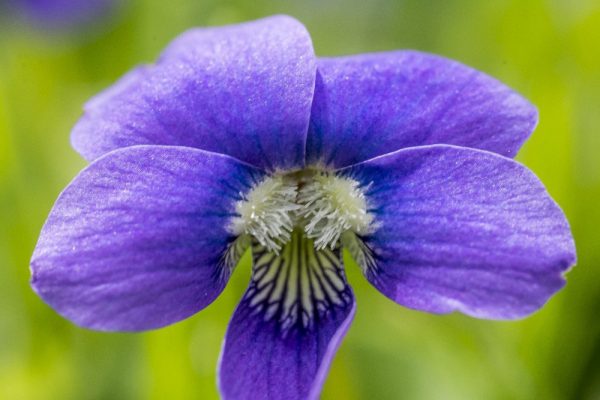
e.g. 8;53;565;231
307;52;538;168
71;15;316;171
341;145;575;319
31;145;263;331
219;232;355;400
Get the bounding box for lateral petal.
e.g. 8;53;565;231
341;145;575;319
31;145;262;331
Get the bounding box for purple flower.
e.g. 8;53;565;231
9;0;115;31
31;15;576;400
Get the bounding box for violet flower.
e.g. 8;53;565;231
8;0;115;31
31;15;576;400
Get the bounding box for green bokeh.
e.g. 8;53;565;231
1;0;599;399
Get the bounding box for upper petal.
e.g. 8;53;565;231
71;15;316;171
307;51;538;168
219;232;355;400
31;145;263;331
341;145;575;319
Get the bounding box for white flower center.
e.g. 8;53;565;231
229;175;300;252
229;170;375;252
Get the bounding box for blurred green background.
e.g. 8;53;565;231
1;0;599;399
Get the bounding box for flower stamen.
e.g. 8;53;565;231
229;170;375;253
229;175;300;253
298;173;375;250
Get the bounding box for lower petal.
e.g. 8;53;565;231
31;145;262;331
219;231;355;400
341;145;576;319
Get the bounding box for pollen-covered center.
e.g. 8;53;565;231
297;173;374;250
229;175;299;252
229;170;375;252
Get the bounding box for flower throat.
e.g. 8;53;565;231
229;169;375;253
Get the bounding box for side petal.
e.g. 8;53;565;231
341;145;575;319
31;146;263;331
72;15;316;171
307;51;538;168
219;232;355;400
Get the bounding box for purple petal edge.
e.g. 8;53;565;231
308;300;356;400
